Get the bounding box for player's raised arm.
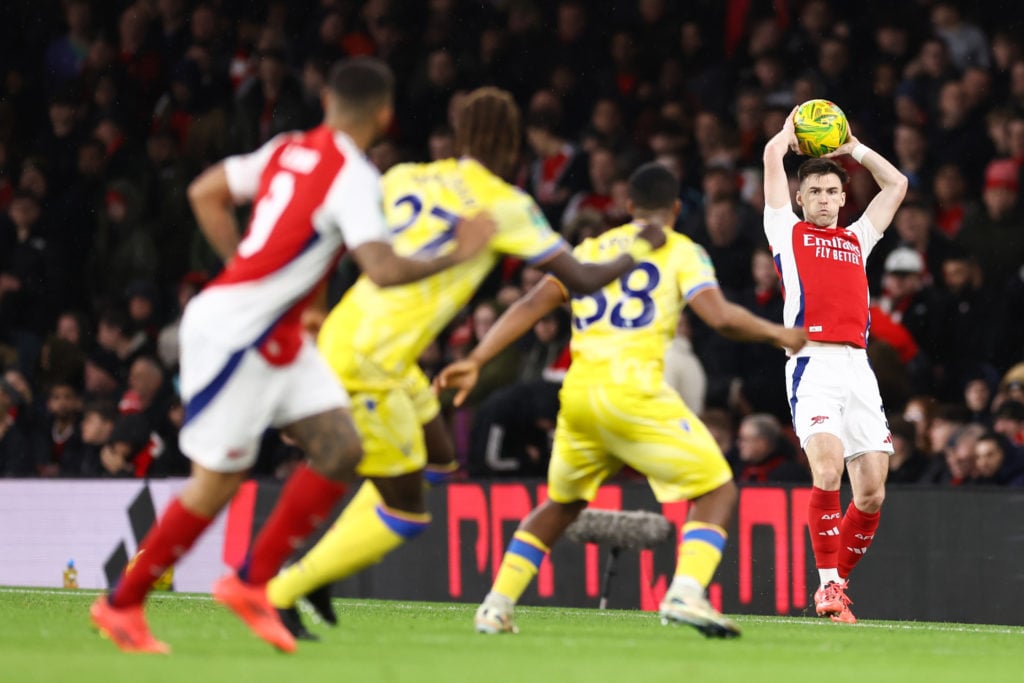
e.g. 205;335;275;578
187;163;242;262
824;133;908;233
763;106;800;210
437;276;566;406
689;285;807;355
539;219;666;294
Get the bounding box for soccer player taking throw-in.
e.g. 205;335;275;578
762;109;908;623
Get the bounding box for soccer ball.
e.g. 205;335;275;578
793;99;849;157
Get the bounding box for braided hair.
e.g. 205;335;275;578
454;87;521;178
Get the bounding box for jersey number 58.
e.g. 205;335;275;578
572;263;660;331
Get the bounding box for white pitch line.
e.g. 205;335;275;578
2;587;1021;635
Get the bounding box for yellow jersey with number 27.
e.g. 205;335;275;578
319;157;566;388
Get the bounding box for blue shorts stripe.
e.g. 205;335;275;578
183;348;247;427
683;528;727;552
507;538;547;568
789;356;810;420
375;505;430;540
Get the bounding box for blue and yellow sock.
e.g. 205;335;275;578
675;521;727;588
424;461;459;487
491;530;550;604
267;492;429;608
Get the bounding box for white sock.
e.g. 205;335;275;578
818;568;841;588
669;575;703;596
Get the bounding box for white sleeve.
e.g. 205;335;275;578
848;216;881;258
324;159;391;249
223;134;290;203
763;204;801;246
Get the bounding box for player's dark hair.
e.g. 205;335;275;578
627;162;680;211
455;87;521;178
326;57;394;112
797;158;848;186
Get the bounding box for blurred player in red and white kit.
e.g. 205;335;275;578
90;57;494;654
763;110;908;623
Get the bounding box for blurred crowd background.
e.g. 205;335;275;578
2;0;1024;487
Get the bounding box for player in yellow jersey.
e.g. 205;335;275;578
438;163;807;638
266;88;667;637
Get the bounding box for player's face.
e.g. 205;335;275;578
797;173;846;227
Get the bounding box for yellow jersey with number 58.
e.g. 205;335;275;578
558;222;719;392
320;157;565;387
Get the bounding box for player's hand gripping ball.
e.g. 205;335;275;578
793;99;849;157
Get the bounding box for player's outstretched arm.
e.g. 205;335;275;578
540;222;668;294
763;106;800;210
351;212;496;287
437;277;566;406
825;134;908;233
187;163;242;262
689;286;807;355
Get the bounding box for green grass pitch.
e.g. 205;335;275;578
2;587;1022;683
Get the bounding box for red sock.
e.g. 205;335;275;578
838;502;881;579
110;498;211;607
239;464;347;584
808;487;841;570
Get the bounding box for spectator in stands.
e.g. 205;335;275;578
732;413;809;483
95;308;150;381
930;1;990;72
32;380;83;478
664;313;707;415
878;198;955;288
970;431;1024;486
83;350;122;402
232;40;308;152
932;163;975;238
0;375;32;476
887;416;930;484
924;422;983;485
931;80;991;192
992;400;1024;447
696;197;753;293
69;399;116;478
934;251;1000;398
524;107;588;228
956;158;1023;288
903;395;938;456
96;413;152;478
561;145;616;227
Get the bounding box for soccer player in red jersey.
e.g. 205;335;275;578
89;58;494;654
763;110;908;623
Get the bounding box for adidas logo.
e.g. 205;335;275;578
846;546;868;555
817;526;840;536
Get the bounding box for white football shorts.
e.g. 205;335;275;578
178;319;349;473
785;345;894;459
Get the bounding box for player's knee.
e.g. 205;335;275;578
310;439;364;482
854;487;885;513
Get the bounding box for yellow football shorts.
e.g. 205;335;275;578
338;361;441;478
548;382;732;503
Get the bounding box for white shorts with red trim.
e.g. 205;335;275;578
785;345;894;459
178;319;348;473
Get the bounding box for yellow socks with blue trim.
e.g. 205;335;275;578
267;482;430;609
490;530;550;604
674;521;727;589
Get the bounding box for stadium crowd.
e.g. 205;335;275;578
1;0;1023;486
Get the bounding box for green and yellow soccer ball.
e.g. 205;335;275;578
793;99;848;157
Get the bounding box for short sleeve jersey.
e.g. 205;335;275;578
186;125;389;364
557;223;718;390
764;204;881;348
319;157;566;381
